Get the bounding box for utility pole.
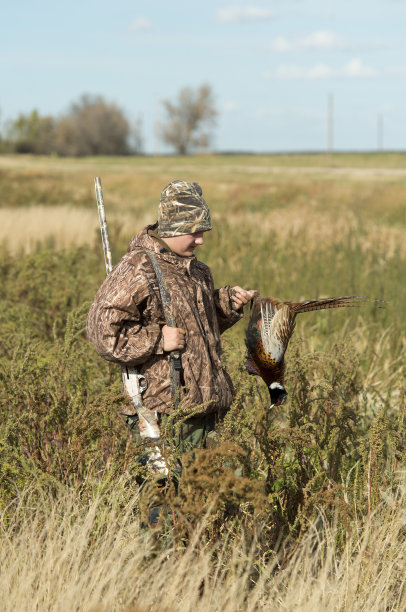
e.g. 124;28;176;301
153;95;160;156
378;113;384;151
327;93;334;158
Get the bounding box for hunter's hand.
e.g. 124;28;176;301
231;287;256;310
162;325;186;352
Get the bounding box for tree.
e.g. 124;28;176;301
5;110;56;154
160;84;217;155
0;109;4;152
53;94;132;156
2;96;144;157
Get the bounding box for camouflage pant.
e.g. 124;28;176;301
125;412;220;462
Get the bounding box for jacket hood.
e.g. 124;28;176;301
127;223;161;254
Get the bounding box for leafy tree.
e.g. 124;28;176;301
160;84;217;155
6;110;56;154
53;94;133;156
0;110;5;152
3;95;143;157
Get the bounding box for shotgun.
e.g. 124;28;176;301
94;177;168;475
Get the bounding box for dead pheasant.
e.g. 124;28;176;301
245;294;371;407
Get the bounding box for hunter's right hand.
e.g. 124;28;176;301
162;325;186;352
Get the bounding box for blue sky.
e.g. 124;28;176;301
1;0;405;153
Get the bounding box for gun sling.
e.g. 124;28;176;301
143;249;183;408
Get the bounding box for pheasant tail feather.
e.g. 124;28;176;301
291;296;374;314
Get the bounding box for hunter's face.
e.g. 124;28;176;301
164;231;205;257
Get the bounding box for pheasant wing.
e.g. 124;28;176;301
260;302;296;365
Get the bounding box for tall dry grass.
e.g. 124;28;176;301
2;154;406;281
3;203;405;259
0;206;150;253
1;480;404;611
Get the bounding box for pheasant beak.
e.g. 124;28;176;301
268;382;287;407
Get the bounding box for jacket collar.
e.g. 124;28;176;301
127;224;196;272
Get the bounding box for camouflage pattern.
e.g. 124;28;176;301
86;224;242;417
157;180;212;237
127;412;218;453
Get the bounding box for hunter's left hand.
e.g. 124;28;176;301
231;287;256;310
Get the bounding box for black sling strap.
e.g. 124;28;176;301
143;250;182;406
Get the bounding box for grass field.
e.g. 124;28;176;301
0;153;405;610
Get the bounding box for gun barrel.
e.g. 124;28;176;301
94;177;113;276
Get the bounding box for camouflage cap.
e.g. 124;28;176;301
157;179;212;237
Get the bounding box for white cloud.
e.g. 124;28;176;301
253;106;323;121
271;36;292;53
272;30;342;52
271;31;389;53
129;17;152;32
264;58;380;80
378;104;394;113
291;107;323;119
269;63;333;79
216;6;276;23
222;101;239;112
342;58;378;78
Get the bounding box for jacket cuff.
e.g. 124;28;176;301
214;286;244;333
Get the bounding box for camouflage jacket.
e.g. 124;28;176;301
86;225;243;416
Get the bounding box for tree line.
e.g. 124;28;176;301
0;85;217;156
